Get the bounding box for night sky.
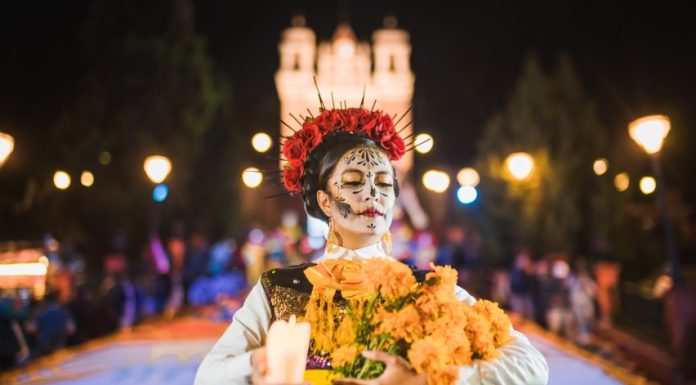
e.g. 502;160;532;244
1;0;695;203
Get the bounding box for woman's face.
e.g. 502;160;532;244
321;146;396;241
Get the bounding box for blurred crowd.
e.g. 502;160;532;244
1;210;607;371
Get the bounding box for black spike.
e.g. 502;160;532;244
280;119;298;133
313;76;326;111
397;119;413;134
306;108;315;119
405;138;431;151
394;106;412;126
331;92;336;109
401;132;415;142
370;99;377;112
289;113;303;126
360;85;366;108
245;168;284;174
265;191;295;200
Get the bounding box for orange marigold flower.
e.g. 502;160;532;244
331;344;359;368
375;304;423;343
365;259;416;299
408;337;448;374
463;307;497;360
428;365;459;385
472;299;513;347
421;264;458;301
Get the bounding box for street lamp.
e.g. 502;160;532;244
505;152;534;180
144;155;172;184
0;132;14;168
628;114;680;286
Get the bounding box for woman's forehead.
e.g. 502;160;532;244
339;146;389;167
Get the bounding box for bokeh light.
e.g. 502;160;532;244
251;132;272;153
80;171;94;187
457;186;478;204
456;167;480;187
242;167;263;188
153;183;169;202
505;152;534;180
53;171;71;190
422;169;450;193
614;172;630;192
593;158;608;176
414;133;434;154
640;176;656;195
144;155;172;183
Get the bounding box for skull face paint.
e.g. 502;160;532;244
326;146;396;239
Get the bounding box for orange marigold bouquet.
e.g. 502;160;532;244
301;258;513;385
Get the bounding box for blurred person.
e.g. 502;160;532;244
208;238;236;277
509;249;535;320
185;231;211;292
241;228;267;286
545;258;571;337
25;291;76;357
0;295;30;370
568;259;597;347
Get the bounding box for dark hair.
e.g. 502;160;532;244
301;132;400;222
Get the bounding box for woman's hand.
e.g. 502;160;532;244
333;351;427;385
250;347;312;385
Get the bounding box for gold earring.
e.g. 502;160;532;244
327;219;343;252
382;230;392;256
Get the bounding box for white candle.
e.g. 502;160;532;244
266;314;311;384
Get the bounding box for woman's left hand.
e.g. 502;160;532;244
332;351;427;385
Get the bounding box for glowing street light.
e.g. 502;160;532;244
629;114;680;285
414;133;434;154
144;155;172;183
640;176;656;195
252;132;272;153
593;158;608;176
53;171;71;190
456;167;480;187
0;132;14;167
80;171;94;187
422;170;450;193
629;115;670;154
242;167;263;188
505;152;534;180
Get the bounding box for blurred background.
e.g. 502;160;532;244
1;1;695;384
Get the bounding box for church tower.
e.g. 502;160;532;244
275;15;415;175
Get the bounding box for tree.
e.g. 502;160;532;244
42;0;239;260
473;53;620;266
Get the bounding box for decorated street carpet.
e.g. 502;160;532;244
0;316;655;385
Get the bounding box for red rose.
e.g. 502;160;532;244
365;113;395;141
315;110;343;133
380;135;406;160
297;122;323;150
340;110;359;132
282;137;307;161
283;160;304;193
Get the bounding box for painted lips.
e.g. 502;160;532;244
359;208;384;218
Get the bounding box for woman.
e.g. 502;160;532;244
194;106;548;385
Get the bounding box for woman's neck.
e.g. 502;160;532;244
335;230;382;250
